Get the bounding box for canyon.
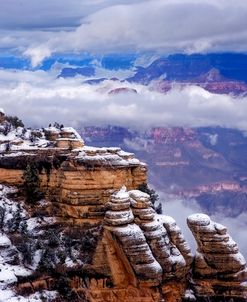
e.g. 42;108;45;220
80;125;247;215
58;53;247;96
0;112;247;301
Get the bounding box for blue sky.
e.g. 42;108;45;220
0;53;139;71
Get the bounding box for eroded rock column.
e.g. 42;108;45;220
104;188;163;285
129;190;192;281
187;213;247;300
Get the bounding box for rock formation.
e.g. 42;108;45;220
0;123;147;227
77;189;247;302
0;108;5;123
98;188;194;302
188;214;247;301
104;188;163;284
129;190;193;281
0;117;246;301
108;87;138;95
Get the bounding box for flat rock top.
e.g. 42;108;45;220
0;233;11;247
114;187;130;200
75;146;144;168
129;190;150;200
187;213;211;226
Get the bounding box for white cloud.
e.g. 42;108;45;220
1;69;247;130
208;134;218;145
24;46;52;68
93;62;135;80
14;0;247;66
1;1;247;64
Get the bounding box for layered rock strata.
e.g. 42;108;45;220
0;118;247;301
0;145;147;226
129;190;193;281
96;188;194;302
0;174;246;302
44;126;84;149
104;188;163;283
187;213;247;300
92;190;247;302
0;122;146;227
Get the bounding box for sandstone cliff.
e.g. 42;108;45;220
0;115;246;302
188;214;247;300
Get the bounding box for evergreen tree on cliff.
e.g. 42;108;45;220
23;163;41;203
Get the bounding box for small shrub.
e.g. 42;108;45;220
46;229;60;248
17;239;34;266
22;162;42;203
55;274;78;301
63;226;102;264
155;202;163;214
138;183;163;214
53;122;62;129
19;220;28;234
38;247;56;273
138;183;159;206
6;115;24;128
7;203;22;233
10;234;34;266
3;122;11;135
5;142;11;152
0;206;6;229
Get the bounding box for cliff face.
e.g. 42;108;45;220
81;125;247;219
0;117;246;302
99;188;193;302
127;55;247;96
0;117;146;228
0;147;146;227
1;183;246;302
82;190;246;302
188;214;247;299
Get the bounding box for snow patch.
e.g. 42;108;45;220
114;186;129;199
0;233;11;247
187;213;211;226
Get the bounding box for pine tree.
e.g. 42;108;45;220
19;219;28;235
23;163;41;203
38;248;55;273
0;206;5;229
138;183;163;214
7;203;22;232
138;183;159;206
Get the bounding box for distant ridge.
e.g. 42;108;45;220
127;53;247;83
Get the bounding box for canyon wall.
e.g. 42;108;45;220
0;147;146;227
0;122;246;301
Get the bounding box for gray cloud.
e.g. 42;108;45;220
1;69;247;131
18;0;247;65
1;1;247;64
0;0;145;30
